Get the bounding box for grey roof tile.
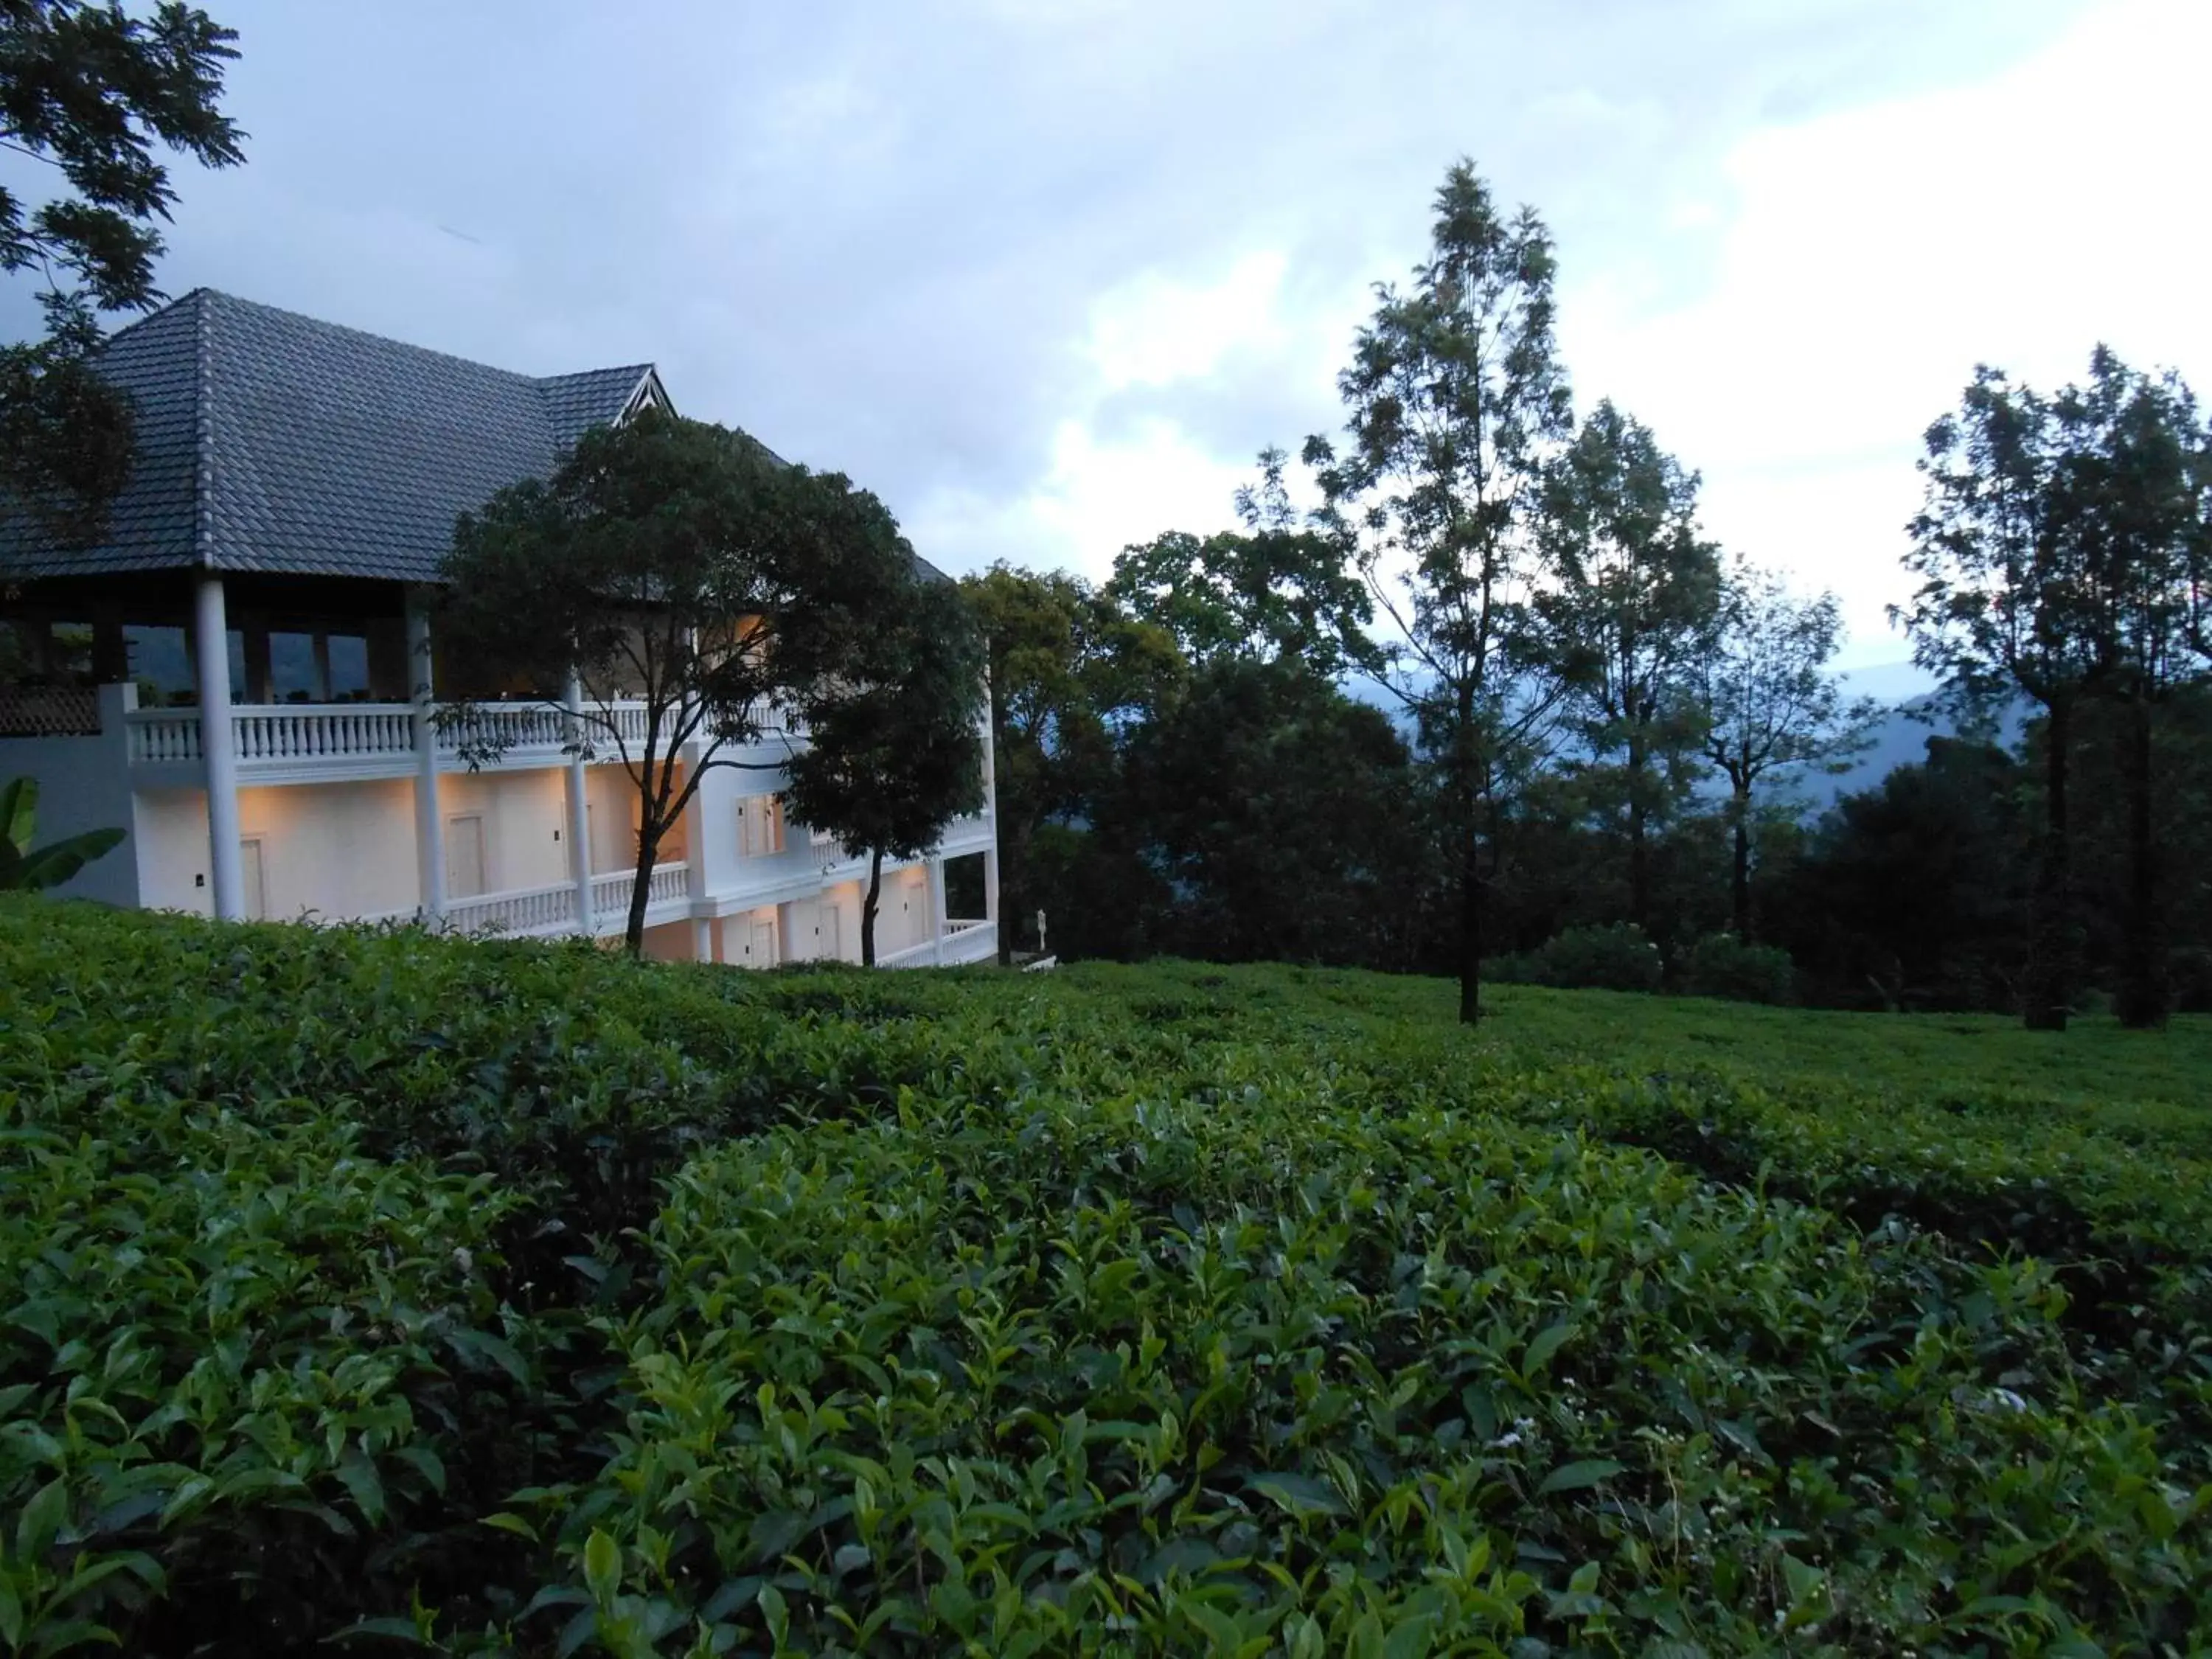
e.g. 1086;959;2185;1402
0;290;653;582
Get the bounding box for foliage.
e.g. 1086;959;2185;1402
4;902;2210;1655
1696;558;1875;942
1775;737;2031;1012
1540;400;1722;932
783;574;986;964
0;0;244;539
1306;157;1574;1024
1506;921;1664;994
1108;448;1378;681
439;411;918;955
1680;932;1797;1006
0;773;119;888
1111;656;1436;968
957;564;1183;960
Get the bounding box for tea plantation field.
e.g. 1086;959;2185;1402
2;900;2208;1657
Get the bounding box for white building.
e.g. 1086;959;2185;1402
0;291;998;967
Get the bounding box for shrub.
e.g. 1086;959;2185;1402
1523;922;1663;992
1683;931;1799;1004
1;900;2208;1655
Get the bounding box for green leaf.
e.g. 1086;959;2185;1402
18;1475;67;1560
757;1583;789;1649
1537;1459;1626;1496
1521;1322;1575;1377
0;1578;22;1650
583;1528;621;1607
1245;1472;1346;1517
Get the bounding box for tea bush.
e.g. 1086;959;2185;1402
1517;924;1664;994
1680;934;1798;1006
2;899;2208;1655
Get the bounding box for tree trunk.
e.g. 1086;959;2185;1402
2115;691;2166;1029
2023;699;2075;1032
1455;682;1483;1026
1729;781;1753;942
860;846;883;968
624;820;658;958
1627;723;1651;934
992;681;1014;967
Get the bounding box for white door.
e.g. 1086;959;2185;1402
446;814;487;899
820;903;841;963
747;917;775;967
238;837;268;920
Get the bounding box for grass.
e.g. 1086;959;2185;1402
1;900;2207;1656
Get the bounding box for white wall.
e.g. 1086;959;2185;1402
237;779;418;920
439;768;568;896
135;787;217;915
0;727;139;907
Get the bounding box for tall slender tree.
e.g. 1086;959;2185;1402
1897;367;2099;1030
1540;400;1721;933
2045;350;2208;1026
1305;159;1573;1024
1697;558;1874;941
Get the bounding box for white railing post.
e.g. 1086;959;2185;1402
925;855;947;966
407;590;446;921
193;574;246;921
563;670;594;937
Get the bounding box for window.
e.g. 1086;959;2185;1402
327;634;370;700
739;793;785;858
124;625;192;706
270;630;320;702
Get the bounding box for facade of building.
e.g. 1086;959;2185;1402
0;291;999;966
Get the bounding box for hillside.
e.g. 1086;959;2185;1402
1;900;2207;1655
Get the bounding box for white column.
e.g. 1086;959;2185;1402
692;915;713;962
563;670;594;937
192;574;246;921
979;699;1001;945
406;591;446;921
925;855;947;966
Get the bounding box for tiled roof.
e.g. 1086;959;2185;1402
0;290;653;582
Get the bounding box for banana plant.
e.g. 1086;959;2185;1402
1;775;123;891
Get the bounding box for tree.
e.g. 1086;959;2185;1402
1305;159;1573;1023
959;563;1183;963
1898;362;2154;1029
1108;448;1377;679
439;410;911;955
2044;350;2208;1026
1113;655;1434;968
1775;737;2031;1011
1697;557;1874;942
0;772;119;888
0;1;244;535
1540;400;1721;933
783;574;985;966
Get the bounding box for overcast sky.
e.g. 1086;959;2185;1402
18;0;2211;669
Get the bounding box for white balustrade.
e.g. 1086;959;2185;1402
125;709;202;764
589;860;692;920
125;699;669;777
234;704;415;764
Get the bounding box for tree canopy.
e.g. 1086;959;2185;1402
0;0;244;535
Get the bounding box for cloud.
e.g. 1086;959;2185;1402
20;0;2143;672
1558;0;2212;663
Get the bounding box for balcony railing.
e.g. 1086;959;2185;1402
121;698;804;781
440;860;692;939
876;917;998;970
